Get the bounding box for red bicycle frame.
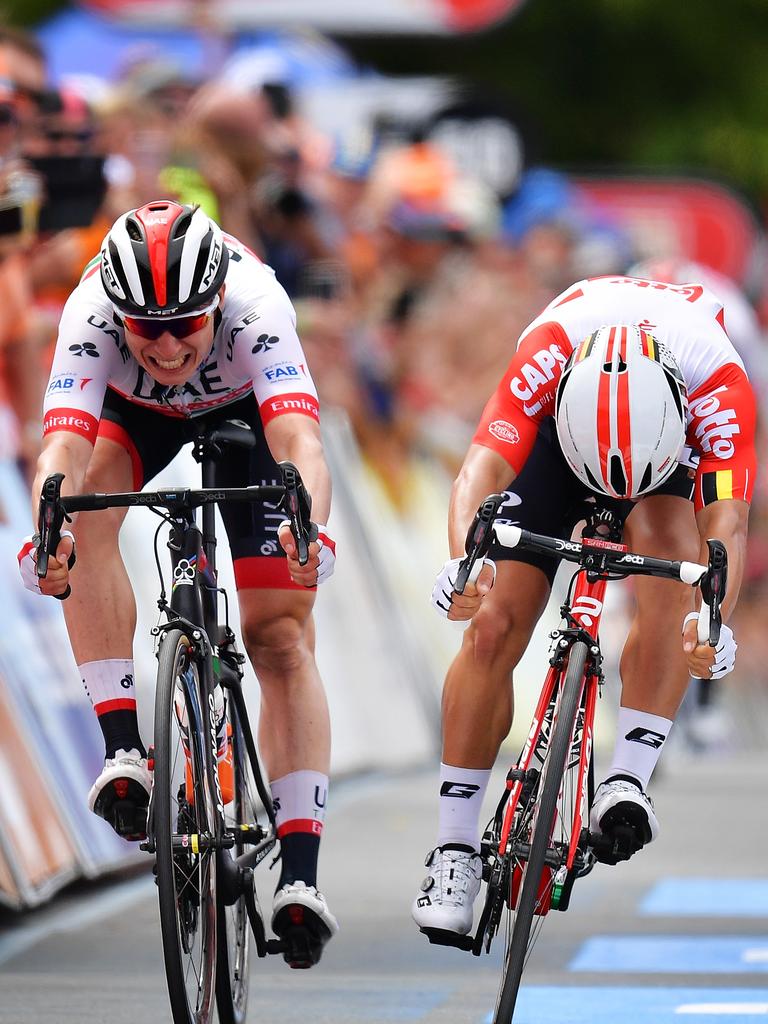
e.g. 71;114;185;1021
498;535;629;874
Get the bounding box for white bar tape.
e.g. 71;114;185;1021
493;523;522;549
679;560;708;586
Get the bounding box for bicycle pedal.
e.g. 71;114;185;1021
419;927;474;951
591;822;644;865
272;906;330;969
107;799;148;841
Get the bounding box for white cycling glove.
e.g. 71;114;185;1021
431;556;496;618
278;520;336;585
314;524;336;585
17;531;76;595
682;611;737;679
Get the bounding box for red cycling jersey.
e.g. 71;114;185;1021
473;276;756;511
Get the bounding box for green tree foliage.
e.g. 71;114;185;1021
2;0;65;27
339;0;768;198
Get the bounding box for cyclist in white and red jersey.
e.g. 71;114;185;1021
412;274;756;938
18;200;338;963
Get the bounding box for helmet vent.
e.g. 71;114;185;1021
638;461;654;493
126;220;142;242
584;463;603;492
609;454;628;497
664;371;684;421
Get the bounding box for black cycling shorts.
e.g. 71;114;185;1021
488;418;695;586
98;388;301;590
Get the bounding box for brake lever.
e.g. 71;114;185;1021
698;538;727;647
278;461;317;567
36;472;72;600
454;493;506;594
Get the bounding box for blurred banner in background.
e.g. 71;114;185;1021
77;0;527;34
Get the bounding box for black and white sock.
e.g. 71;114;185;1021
607;707;673;790
80;659;145;759
436;762;491;852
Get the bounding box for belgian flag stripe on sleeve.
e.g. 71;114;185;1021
701;470;734;505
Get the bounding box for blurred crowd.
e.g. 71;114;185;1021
0;21;766;709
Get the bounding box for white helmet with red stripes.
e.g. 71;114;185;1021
100;200;229;317
555;324;688;500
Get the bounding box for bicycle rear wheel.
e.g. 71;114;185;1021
154;628;218;1024
216;696;260;1024
493;640;589;1024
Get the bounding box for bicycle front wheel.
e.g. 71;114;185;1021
494;640;589;1024
154;628;218;1024
216;697;258;1024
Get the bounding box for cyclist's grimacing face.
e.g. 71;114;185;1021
123;318;216;386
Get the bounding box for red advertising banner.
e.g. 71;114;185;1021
575;176;761;286
78;0;527;33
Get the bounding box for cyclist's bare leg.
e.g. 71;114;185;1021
237;587;329;778
62;437;136;664
238;586;335;947
621;494;700;718
442;561;551;769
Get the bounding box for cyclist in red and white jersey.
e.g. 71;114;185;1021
413;274;756;938
18;201;338;962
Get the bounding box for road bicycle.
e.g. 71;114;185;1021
35;418;320;1024
426;493;727;1024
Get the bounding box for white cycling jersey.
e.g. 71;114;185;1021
474;275;757;511
518;275;745;399
43;235;319;444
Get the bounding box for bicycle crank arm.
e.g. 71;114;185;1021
240;868;285;958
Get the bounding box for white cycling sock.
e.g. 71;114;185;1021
607;707;673;791
271;770;328;838
436;762;491;852
271;770;328;889
80;659;142;758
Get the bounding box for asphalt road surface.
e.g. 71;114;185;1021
1;743;767;1024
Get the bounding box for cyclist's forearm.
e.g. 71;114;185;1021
694;498;749;622
448;444;516;558
31;435;92;524
268;425;331;525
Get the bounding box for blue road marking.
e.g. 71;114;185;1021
315;986;450;1020
570;936;768;973
641;879;768;917
491;987;768;1023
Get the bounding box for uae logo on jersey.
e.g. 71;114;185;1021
252;333;280;354
68;342;100;358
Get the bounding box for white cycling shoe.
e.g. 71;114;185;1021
271;880;339;969
87;747;152;841
589;775;659;864
412;845;483;936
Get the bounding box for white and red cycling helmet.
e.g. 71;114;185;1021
555;324;688;500
100;200;229;317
